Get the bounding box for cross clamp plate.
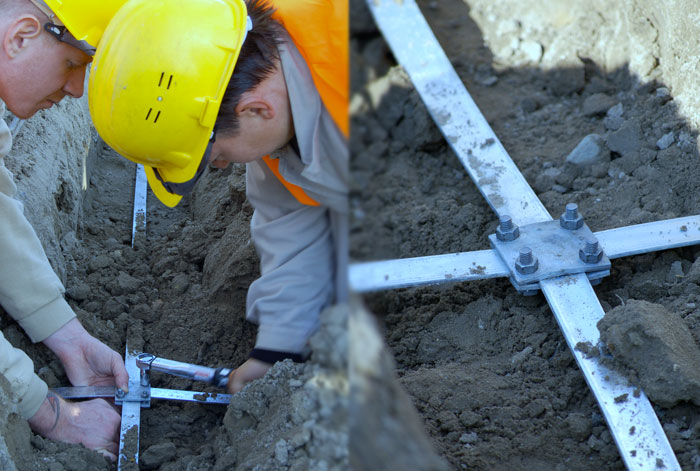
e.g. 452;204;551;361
489;218;611;294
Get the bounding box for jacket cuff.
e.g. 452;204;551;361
17;297;76;343
249;348;307;364
18;373;48;420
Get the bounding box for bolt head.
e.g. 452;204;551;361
579;247;603;264
116;389;125;398
496;224;520;241
141;390;149;398
559;212;584;230
515;256;539;274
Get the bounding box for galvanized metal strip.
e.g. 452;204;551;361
118;343;142;471
596;215;700;259
151;388;231;405
541;274;680;471
349;249;509;293
366;0;550;226
131;164;147;248
52;386;116;399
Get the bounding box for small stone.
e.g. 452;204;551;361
604;103;624;130
666;261;684;283
171;273;190;294
139;442;177;469
583;93;618;117
656;132;675;150
459;432;478;444
511;346;533;365
87;254;112;273
520;97;539;113
274;439;288;465
566;134;609;166
66;283;91;301
656;87;670;98
606;120;641;156
520;40;542;63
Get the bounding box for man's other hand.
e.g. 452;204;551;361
43;318;129;391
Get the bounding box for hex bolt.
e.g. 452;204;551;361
560;203;584;230
496;215;520;241
116;388;126;398
519;247;533;264
141;390;149;399
515;246;539;274
579;237;604;264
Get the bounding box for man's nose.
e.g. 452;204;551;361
211;159;231;170
64;66;87;98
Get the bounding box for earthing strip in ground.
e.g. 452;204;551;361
366;0;680;468
131;164;147;247
350;215;700;292
118;342;142;470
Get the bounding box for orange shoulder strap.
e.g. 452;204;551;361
263;155;320;206
271;0;349;137
263;0;348;207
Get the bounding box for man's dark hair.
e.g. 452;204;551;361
216;0;284;136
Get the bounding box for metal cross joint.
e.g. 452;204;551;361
489;207;610;294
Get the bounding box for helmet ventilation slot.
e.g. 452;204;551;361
145;108;161;123
158;72;174;90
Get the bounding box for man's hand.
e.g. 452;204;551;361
227;358;273;394
28;391;120;461
43;318;129;391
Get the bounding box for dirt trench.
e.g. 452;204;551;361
351;0;700;470
0;134;347;469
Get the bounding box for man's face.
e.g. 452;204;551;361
208;66;294;169
1;14;91;118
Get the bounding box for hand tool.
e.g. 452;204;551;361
52;350;232;470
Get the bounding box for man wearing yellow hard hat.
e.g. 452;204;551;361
0;0;129;459
90;0;348;392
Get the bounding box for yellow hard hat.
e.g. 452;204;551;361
29;0;128;54
88;0;250;207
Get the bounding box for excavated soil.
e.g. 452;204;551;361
1;142;348;468
351;0;700;470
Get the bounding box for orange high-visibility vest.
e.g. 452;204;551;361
262;0;348;206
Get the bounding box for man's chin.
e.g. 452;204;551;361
7;106;37;120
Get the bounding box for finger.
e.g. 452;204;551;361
94;447;118;462
227;369;242;394
112;353;130;391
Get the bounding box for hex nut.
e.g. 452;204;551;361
496;224;520;241
515;256;539;274
579;247;603;264
560;213;584;230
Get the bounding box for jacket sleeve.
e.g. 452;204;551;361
0;107;75;343
0;107;49;419
245;159;335;354
0;330;47;419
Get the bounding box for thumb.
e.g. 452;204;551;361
112;354;130;391
227;369;243;394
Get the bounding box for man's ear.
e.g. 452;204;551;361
3;15;43;59
235;94;276;120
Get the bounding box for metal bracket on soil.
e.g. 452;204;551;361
489;211;611;294
359;0;686;468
